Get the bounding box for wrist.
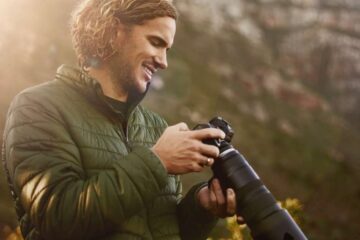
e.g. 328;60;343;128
150;147;167;172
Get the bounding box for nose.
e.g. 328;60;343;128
154;51;168;69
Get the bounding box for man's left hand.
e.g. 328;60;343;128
197;178;245;223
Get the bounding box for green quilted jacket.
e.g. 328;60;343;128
2;65;217;240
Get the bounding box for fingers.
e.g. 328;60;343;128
210;179;238;217
211;179;226;217
170;123;222;158
204;157;214;166
200;179;242;221
190;128;225;140
190;152;213;167
194;154;214;167
171;123;225;141
191;129;224;158
159;122;223;174
197;186;211;210
198;143;220;158
209;184;218;213
226;189;236;216
185;136;220;159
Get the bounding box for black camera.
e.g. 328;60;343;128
194;117;307;240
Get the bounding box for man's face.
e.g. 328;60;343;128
108;17;176;100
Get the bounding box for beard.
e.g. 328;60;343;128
107;51;150;103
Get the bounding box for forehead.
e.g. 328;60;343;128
132;17;176;46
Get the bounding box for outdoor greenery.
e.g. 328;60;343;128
0;0;359;239
0;198;304;240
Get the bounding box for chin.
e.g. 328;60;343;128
138;79;150;92
140;83;150;93
128;82;150;100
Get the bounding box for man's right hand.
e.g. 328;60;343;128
151;122;225;174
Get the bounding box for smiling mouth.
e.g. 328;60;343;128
143;63;157;81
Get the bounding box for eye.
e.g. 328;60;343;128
151;38;162;47
148;36;171;51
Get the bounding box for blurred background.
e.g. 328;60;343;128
0;0;359;239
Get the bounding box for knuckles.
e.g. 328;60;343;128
177;122;189;130
205;128;224;138
189;142;201;152
212;146;220;157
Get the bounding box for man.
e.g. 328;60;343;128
2;0;239;239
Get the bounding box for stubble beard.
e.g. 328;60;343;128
108;52;136;101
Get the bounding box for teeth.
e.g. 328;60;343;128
145;67;152;75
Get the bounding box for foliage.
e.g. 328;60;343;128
0;0;359;239
0;198;304;240
208;198;304;240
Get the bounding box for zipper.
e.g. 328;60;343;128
119;124;130;152
125;123;129;145
116;120;130;153
121;108;135;152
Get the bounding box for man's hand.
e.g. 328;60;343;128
197;179;245;223
151;122;225;174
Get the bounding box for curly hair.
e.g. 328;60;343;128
71;0;178;68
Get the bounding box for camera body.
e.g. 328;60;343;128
194;117;307;240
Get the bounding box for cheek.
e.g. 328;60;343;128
140;42;157;58
133;54;147;73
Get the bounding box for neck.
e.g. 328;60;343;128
88;66;128;102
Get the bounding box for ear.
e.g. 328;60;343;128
115;22;131;40
109;25;124;51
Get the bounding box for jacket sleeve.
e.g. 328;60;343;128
177;182;218;240
3;92;168;240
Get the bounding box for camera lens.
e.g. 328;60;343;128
212;141;307;240
195;117;307;240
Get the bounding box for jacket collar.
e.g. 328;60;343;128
55;64;146;121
